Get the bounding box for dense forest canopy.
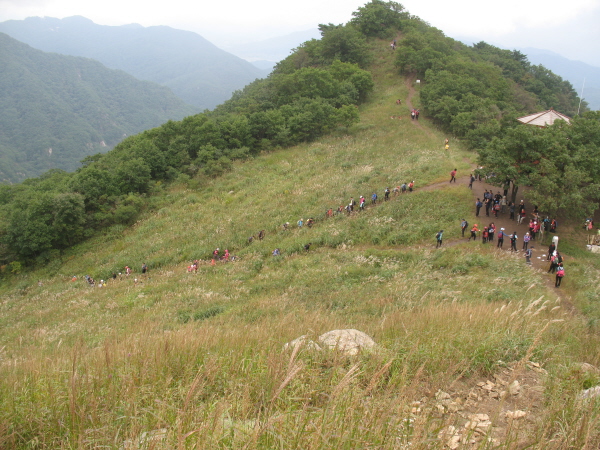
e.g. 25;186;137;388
1;0;598;269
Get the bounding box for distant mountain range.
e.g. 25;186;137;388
0;16;269;110
0;32;197;183
518;48;600;111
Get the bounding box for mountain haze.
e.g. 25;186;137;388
0;16;269;110
0;32;197;182
519;47;600;110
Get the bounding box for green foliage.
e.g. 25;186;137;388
479;111;600;216
0;32;196;183
350;0;407;38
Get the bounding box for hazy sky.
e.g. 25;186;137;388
1;0;599;66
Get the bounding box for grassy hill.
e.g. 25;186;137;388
0;32;198;183
1;42;600;450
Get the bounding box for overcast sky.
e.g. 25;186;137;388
1;0;599;67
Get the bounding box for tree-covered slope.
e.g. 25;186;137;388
0;32;197;183
0;16;269;109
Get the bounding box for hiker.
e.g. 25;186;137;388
469;224;479;241
304;243;312;252
500;196;507;214
468;173;475;189
258;230;265;240
497;228;505;248
550;219;557;233
482;227;489;243
401;183;407;194
408;181;414;192
349;197;356;211
547;242;556;260
306;218;314;228
522;232;531;250
525;246;533;265
450;168;457;183
488;223;495;242
384;187;390;200
213;248;220;261
272;248;280;256
509;232;518;252
415;110;420;120
372;192;378;204
555;264;565;287
475;198;482;217
411;109;415;120
125;266;131;276
461;219;468;237
141;263;147;274
359;196;366;210
436;230;443;248
224;249;230;261
298;218;303;228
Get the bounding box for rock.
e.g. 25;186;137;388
317;329;376;355
439;426;461;450
574;362;600;375
505;410;527;419
580;385;600;400
435;390;451;401
283;335;321;351
508;380;521;395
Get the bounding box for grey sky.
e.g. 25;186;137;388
1;0;598;66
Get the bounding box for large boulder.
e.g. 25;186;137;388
318;329;376;355
283;335;321;351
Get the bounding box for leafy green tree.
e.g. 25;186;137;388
350;0;406;38
319;24;372;68
479;113;600;216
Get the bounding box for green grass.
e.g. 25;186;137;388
1;40;600;449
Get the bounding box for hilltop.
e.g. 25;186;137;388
1;3;599;448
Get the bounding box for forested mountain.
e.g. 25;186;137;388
0;32;198;183
0;16;269;109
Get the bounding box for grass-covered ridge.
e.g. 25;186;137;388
1;25;600;448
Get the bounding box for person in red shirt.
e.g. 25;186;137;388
450;169;457;183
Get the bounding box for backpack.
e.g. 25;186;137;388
436;232;442;240
497;231;503;239
557;269;565;277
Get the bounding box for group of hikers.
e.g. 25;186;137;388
79;263;148;287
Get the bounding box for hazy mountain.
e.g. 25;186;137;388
222;28;321;69
0;16;269;110
0;32;197;183
518;48;600;111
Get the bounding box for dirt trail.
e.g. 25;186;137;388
423;169;572;305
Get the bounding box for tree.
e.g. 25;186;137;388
479;113;600;216
350;0;406;38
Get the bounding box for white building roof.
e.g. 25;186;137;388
517;108;571;127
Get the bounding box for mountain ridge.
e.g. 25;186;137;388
0;31;197;182
0;16;270;109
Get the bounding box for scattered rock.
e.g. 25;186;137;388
505;410;527;419
508;380;521;396
579;385;600;400
317;329;376;355
574;362;600;375
283;335;321;351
